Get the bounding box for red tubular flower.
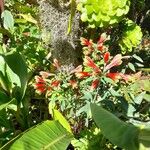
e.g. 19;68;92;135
34;76;46;94
39;71;51;79
51;80;60;87
84;56;101;73
35;76;45;83
34;83;46;93
70;65;83;74
91;79;99;90
103;52;110;63
105;54;122;71
97;43;104;51
75;72;91;78
97;33;107;51
80;37;93;47
98;33;107;44
106;73;121;81
69;80;78;89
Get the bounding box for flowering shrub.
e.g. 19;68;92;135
34;33;142;131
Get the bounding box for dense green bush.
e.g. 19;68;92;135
77;0;130;28
119;19;143;54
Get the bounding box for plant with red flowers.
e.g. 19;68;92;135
34;33;144;130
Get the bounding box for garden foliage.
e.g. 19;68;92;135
0;0;149;150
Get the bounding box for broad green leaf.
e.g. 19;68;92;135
0;98;16;111
3;51;28;100
9;120;73;150
91;103;139;150
1;10;14;31
139;127;150;148
0;56;13;92
0;90;15;111
143;94;150;102
53;109;72;133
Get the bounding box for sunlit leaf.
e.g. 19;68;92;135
91;103;139;150
1;10;14;31
52;109;72;133
8;120;73;150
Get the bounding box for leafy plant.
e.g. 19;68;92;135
77;0;130;28
1;120;73;150
91;103;150;150
119;19;143;53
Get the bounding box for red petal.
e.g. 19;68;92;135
51;80;60;87
103;52;110;63
106;73;121;81
75;72;91;78
91;79;99;90
105;54;122;71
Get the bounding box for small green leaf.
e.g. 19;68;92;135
1;10;14;31
128;62;136;72
133;54;143;63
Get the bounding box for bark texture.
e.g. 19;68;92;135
38;0;81;68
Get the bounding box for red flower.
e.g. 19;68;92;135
105;54;122;71
70;65;83;74
103;52;110;63
97;43;104;51
35;76;45;83
91;79;99;90
75;72;91;78
51;80;60;87
34;76;46;94
106;73;121;81
69;80;78;89
39;71;51;79
34;83;46;93
97;33;107;51
84;56;101;73
98;33;107;44
81;37;93;47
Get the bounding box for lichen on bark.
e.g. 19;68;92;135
38;0;81;67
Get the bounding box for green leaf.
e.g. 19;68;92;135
3;51;28;100
8;120;73;150
1;10;14;31
143;94;150;102
91;103;139;150
0;97;15;111
139;127;150;148
133;54;143;63
128;62;136;72
53;109;72;133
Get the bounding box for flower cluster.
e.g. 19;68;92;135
34;33;141;94
76;33;141;89
34;71;60;94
